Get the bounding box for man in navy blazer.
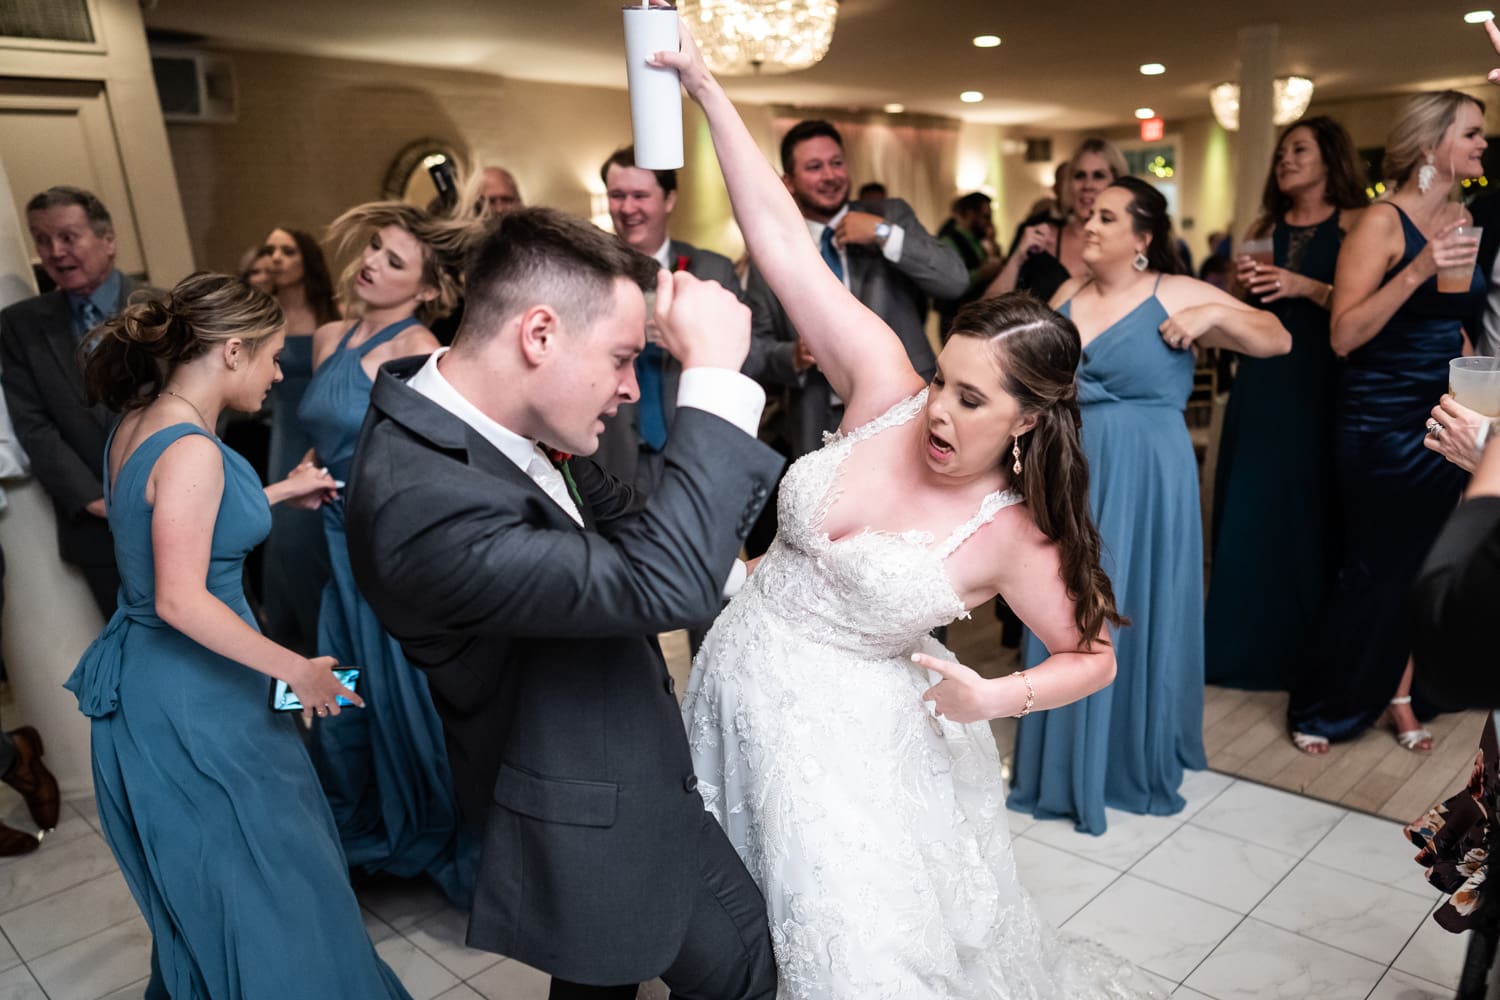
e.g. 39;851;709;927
594;145;745;494
346;208;781;999
0;187;147;617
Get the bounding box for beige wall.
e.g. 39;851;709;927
1;0;194;284
165;48;798;273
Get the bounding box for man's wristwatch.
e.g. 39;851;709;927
874;221;892;246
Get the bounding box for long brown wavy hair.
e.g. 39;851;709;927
948;292;1128;647
84;272;283;411
1250;117;1368;240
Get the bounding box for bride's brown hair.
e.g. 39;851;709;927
948;292;1128;646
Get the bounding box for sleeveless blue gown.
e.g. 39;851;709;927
1010;278;1208;835
65;424;411;1000
1206;214;1344;690
1288;205;1478;741
298;320;473;905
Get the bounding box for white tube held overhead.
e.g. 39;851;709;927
622;5;684;170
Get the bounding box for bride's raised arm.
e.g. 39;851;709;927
650;7;927;421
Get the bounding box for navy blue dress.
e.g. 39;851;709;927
1206;214;1344;690
1010;277;1208;835
262;333;332;654
66;424;411;999
1289;204;1478;741
298;321;474;904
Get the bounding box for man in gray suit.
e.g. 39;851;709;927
0;187;146;617
594;145;743;494
345;208;781;999
743;119;968;460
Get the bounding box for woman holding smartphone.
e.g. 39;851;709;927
65;272;411;999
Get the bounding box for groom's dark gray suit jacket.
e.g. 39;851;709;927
345;355;783;983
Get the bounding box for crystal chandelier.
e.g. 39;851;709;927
1209;76;1315;131
679;0;839;76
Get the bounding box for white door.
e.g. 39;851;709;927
0;76;146;276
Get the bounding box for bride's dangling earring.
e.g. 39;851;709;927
1418;152;1437;194
1012;437;1023;476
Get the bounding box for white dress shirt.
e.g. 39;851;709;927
805;204;906;291
408;347;762;594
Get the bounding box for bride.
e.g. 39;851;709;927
657;12;1157;1000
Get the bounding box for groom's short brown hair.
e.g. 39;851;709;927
454;207;659;349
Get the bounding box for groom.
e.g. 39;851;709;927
345;207;781;1000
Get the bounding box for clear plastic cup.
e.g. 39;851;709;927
1437;225;1483;293
1239;237;1274;267
1450;356;1500;417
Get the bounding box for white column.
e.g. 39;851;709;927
1234;25;1279;244
0;159;106;799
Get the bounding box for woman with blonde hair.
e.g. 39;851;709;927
985;137;1129;302
65;272;410;998
298;201;475;903
1289;90;1488;754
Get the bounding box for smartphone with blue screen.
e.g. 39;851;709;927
269;668;361;712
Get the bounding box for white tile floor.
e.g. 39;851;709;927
0;769;1470;999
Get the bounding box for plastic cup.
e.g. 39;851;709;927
1437;225;1483;293
1240;237;1274;267
1450;356;1500;417
622;5;683;170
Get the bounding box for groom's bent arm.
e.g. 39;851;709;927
353;406;783;641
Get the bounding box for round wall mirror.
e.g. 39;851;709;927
382;139;465;211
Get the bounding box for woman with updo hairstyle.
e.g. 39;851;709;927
1288;90;1488;756
297;200;475;904
1008;175;1291;836
261;226;340;660
63;272;412;999
1206;116;1368;695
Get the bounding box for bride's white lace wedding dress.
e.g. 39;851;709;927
682;390;1155;1000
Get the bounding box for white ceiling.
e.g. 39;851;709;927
143;1;1499;129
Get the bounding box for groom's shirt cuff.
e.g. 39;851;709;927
677;368;765;439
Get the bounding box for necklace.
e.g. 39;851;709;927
158;390;216;434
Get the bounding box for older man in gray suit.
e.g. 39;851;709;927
0;186;147;617
594;145;743;494
743;119;968;461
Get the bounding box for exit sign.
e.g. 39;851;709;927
1140;117;1165;142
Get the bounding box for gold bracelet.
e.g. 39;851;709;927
1015;670;1036;718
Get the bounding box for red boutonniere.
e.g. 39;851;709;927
674;254;691;273
544;447;583;508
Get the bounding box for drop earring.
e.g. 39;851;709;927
1133;251;1150;272
1418;152;1437;194
1012;437;1023;476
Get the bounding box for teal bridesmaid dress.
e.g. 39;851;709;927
1009;276;1208;835
298;320;474;904
66;423;411;999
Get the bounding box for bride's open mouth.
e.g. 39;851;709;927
927;431;954;461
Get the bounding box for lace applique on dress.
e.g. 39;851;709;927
682;390;1158;999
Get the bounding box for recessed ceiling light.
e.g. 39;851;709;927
1140;62;1166;76
883;103;905;114
1465;9;1495;22
960;91;984;103
973;35;1002;48
1135;107;1156;119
